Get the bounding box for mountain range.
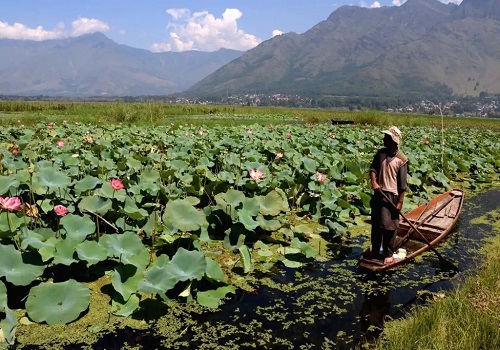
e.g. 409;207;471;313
186;0;500;99
1;0;499;98
0;33;242;97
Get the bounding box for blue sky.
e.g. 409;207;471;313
0;0;462;52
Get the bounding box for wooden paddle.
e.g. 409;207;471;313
379;190;459;271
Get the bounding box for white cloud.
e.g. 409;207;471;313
359;1;382;8
151;8;261;52
392;0;462;6
272;29;284;37
0;21;65;40
0;18;109;41
70;18;110;37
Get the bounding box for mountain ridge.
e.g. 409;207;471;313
0;32;243;96
185;0;500;98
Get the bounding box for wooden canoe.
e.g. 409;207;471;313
359;188;464;272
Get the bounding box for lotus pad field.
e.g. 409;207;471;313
0;120;499;345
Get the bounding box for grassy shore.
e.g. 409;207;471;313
374;209;500;350
1;100;500;130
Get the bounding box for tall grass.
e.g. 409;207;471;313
1;101;499;130
375;232;500;350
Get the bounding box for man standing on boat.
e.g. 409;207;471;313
368;126;408;265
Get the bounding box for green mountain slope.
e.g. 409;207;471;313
0;33;243;96
185;0;500;98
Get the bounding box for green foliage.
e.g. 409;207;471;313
25;280;91;325
0;117;498;328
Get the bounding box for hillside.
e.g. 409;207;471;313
0;33;243;97
185;0;500;98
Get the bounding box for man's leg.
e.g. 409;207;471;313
369;225;383;259
382;229;396;264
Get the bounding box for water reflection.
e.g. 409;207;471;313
358;272;392;344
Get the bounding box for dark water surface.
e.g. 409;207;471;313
23;189;500;349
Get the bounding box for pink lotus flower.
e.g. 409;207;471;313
56;140;65;147
249;169;265;181
54;205;69;217
286;133;292;139
275;152;284;159
0;196;22;212
110;178;124;190
12;148;19;157
247;129;253;135
315;172;327;183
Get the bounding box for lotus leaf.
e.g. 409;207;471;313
21;236;57;262
126;158;142;171
282;258;302;268
256;190;284;216
0;306;17;345
33;227;57;240
198;156;214;168
215;189;245;208
238;245;252;273
343;171;358;184
139;169;160;183
141;211;159;238
162;199;208;232
34;167;71;192
223;224;246;252
302;157;318;173
122;247;150;271
290;237;317;258
217;171;235;183
0;212;25;237
96;182;127;201
36;199;54;214
99;232;147;265
197;286;235;309
60;214;95;242
226;153;241;167
0;281;6;306
337;198;351;209
241;197;260;216
205;258;225;282
14;169;31;185
255;244;273;257
293;224;314;235
237;210;260;230
75;241;108;265
78;196;112;215
0;245;44;286
168;248;206;281
26;280;90;325
0;176;20;196
53;239;78;266
121;197;148;220
434;172;451;189
169;159;188;172
111;294;140;317
257;215;281;231
139;265;178;295
111;265;142;300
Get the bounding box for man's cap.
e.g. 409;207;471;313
382;126;402;145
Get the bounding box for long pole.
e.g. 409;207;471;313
379;191;458;271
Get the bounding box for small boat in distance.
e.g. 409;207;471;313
359;189;464;272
